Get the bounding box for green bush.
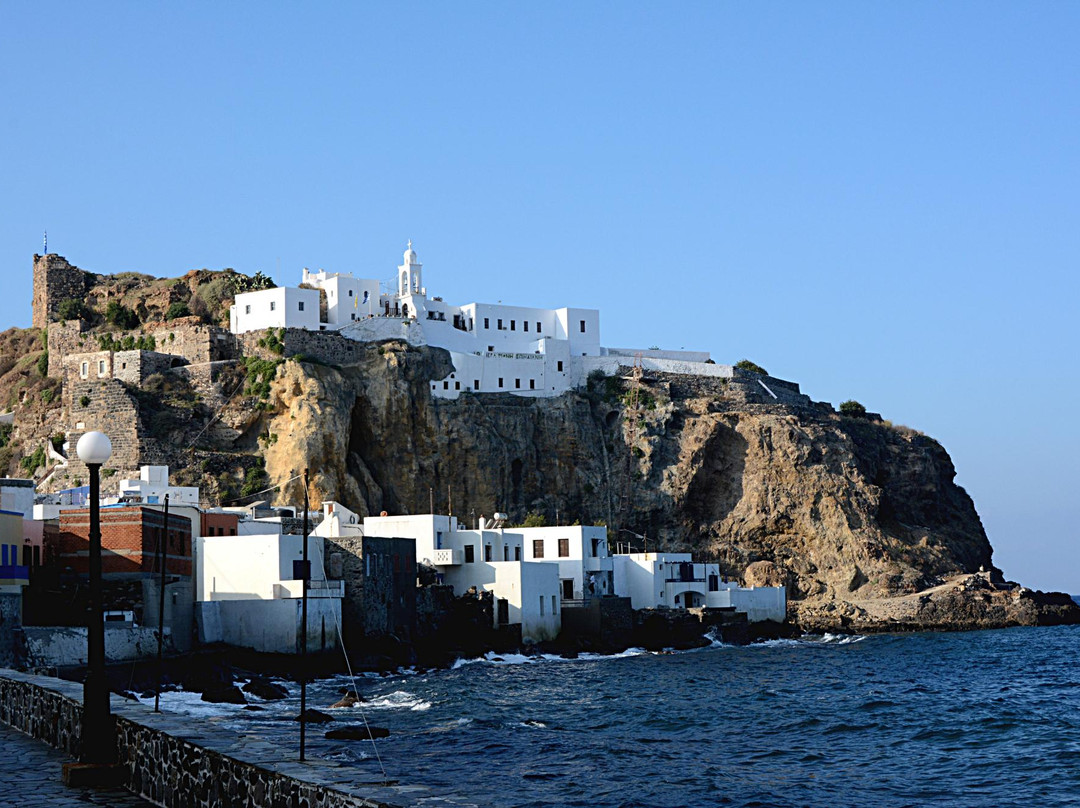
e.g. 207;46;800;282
230;271;276;295
521;512;548;528
0;423;13;448
242;356;281;400
839;400;867;418
40;388;55;404
166;302;192;320
56;298;88;321
105;301;140;329
21;445;46;473
257;328;285;356
735;359;768;375
36;351;49;377
79;395;91;408
50;433;65;452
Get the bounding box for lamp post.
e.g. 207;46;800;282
76;431;115;765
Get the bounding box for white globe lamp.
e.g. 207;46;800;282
76;431;112;465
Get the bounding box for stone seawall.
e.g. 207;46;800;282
0;670;402;808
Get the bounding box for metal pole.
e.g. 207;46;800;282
300;469;309;762
154;494;170;713
81;462;115;764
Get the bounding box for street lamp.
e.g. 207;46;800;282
76;431;115;765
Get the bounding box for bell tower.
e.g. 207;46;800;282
397;241;424;297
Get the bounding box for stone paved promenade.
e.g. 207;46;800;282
0;721;154;808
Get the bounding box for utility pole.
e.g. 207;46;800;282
154;494;170;713
299;469;310;761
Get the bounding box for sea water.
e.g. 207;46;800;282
144;627;1080;807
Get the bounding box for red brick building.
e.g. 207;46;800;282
50;506;192;576
200;511;239;538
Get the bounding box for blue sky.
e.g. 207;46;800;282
2;3;1077;591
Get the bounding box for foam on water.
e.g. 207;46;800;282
366;690;432;711
136;689;247;719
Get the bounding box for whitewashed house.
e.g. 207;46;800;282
194;532;343;654
229;285;321;334
300;268;381;326
360;512;563;643
612;552;786;622
118;465;199;506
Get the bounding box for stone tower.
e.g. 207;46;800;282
32;254;89;329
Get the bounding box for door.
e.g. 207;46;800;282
562;579;575;600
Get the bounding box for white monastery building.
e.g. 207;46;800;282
230;242;736;399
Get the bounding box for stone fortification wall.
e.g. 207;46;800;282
0;670;401;807
61;379;142;487
650;369;813;409
46;319;89;377
33;254;90;329
238;328;374;367
61;350;176;390
149;321;236;365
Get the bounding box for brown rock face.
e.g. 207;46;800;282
252;341;1029;630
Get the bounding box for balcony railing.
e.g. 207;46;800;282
0;564;29;581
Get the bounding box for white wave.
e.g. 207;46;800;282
512;720;547;729
816;633;867;645
136;689;248;719
366;690;432;711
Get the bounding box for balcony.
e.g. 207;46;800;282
583;556;613;573
433;548;463;566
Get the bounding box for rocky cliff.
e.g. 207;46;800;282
4;255;1075;632
241;341;1074;630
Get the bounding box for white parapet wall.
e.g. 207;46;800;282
712;586;787;623
195;598;341;654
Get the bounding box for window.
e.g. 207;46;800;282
503;546;509;561
591;538;600;558
580;320;586;333
245;305;251;314
484;317;490;329
488;345;494;352
515;378;521;389
523;321;529;332
474;379;480;390
484;545;492;562
270;301;276;311
80;362;88;378
455;381;460;390
552;595;557;615
532;539;544;559
298;301;305;311
510;320;515;331
98;360;106;375
348;289;353;297
464;545;475;563
443;381;449;390
537;322;542;333
497;318;503;330
539;596;545;617
515;546;521;561
558;538;569;558
529;379;535;390
557;361;563;372
498;378;504;388
708;574;719;592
